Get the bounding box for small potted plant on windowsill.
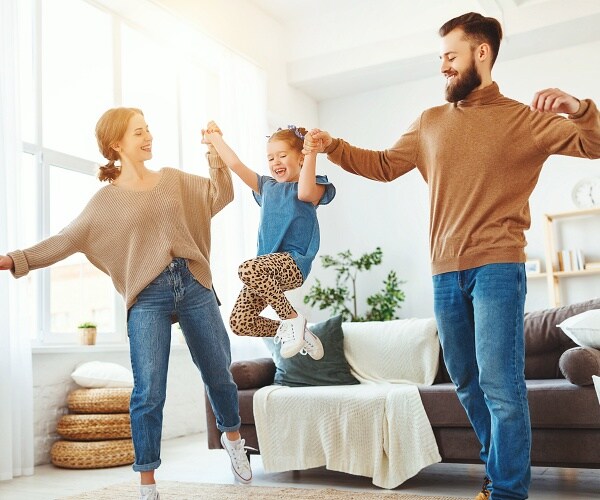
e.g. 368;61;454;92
78;322;97;345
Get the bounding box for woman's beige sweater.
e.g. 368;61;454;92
9;153;233;310
324;83;600;275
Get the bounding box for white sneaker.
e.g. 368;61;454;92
220;433;252;484
139;484;159;500
274;314;307;358
300;327;324;360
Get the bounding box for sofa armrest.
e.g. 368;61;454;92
559;347;600;386
231;357;275;390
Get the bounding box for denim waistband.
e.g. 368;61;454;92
167;258;188;270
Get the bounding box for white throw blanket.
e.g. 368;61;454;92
254;384;441;488
254;318;442;489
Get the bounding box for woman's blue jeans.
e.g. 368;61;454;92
432;263;531;500
127;258;240;472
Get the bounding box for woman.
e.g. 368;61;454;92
0;107;251;500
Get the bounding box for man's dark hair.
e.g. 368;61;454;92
439;12;503;67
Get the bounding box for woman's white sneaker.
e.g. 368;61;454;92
139;484;160;500
220;433;252;484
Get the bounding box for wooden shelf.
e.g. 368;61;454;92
553;268;600;278
543;208;600;307
526;273;547;279
544;206;600;220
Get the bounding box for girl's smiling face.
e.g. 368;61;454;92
267;140;303;182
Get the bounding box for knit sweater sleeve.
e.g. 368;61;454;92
7;215;86;279
325;116;420;182
205;151;234;216
530;98;600;159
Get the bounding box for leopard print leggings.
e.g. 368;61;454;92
229;252;304;337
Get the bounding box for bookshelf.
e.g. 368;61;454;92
543;207;600;306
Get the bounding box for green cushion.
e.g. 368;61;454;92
264;315;360;387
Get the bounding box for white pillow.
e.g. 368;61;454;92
342;318;439;385
71;361;134;388
593;375;600;405
557;309;600;349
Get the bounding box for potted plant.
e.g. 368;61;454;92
303;247;406;322
78;322;97;345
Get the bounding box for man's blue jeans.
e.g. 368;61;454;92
432;263;531;500
127;258;240;472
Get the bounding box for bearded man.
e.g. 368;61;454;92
304;12;600;500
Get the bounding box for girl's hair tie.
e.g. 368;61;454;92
279;125;305;140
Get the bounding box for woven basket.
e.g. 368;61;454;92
51;439;134;469
57;413;131;440
68;388;131;414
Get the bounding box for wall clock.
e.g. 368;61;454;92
571;177;600;209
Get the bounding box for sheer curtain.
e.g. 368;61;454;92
211;51;271;361
0;0;35;481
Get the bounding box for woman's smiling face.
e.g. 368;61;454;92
114;112;153;164
266;140;303;182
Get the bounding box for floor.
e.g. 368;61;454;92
0;433;598;500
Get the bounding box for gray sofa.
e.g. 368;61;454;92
205;298;600;468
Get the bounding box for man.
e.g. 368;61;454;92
304;12;600;500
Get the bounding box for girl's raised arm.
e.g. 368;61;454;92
202;121;259;193
298;130;326;205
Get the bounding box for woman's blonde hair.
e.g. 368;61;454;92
95;107;143;182
268;125;307;154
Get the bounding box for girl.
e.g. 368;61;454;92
0;108;252;500
202;122;335;359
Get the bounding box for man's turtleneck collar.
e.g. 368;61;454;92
455;82;501;107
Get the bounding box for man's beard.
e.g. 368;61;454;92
445;58;482;103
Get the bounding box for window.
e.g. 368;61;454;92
121;24;179;169
41;0;113;160
19;0;231;345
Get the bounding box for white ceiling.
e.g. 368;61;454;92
249;0;600;101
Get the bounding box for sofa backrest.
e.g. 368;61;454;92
523;298;600;379
434;297;600;382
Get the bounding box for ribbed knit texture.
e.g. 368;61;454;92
254;384;441;489
325;83;600;275
9;153;233;310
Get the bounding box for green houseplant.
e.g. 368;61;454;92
303;247;405;322
78;322;97;345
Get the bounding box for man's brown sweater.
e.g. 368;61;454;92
325;83;600;275
9;153;232;309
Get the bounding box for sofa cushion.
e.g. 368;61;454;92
526;379;600;429
264;315;359;387
559;347;600;386
524;298;600;379
557;309;600;348
419;379;600;429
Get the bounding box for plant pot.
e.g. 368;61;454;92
79;327;97;346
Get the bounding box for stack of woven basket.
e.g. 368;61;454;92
51;387;135;469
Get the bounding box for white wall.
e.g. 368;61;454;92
308;40;600;320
